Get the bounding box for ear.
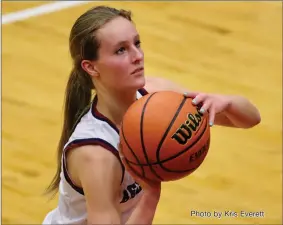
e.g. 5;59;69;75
81;60;99;77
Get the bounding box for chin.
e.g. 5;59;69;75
134;74;146;89
122;74;146;92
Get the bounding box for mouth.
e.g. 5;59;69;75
131;67;144;75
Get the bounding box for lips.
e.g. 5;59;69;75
131;67;144;74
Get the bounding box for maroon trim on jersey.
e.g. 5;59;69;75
91;88;148;134
91;96;120;134
62;138;125;196
138;88;148;96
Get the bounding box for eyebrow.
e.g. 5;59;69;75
114;34;140;48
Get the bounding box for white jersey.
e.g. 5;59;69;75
42;88;148;225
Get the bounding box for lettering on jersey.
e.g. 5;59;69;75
171;110;203;145
120;182;142;203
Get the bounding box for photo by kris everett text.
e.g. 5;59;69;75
190;210;265;219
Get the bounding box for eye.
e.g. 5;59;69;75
115;47;126;55
135;40;141;48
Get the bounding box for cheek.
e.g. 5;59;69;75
99;57;131;86
111;59;130;75
103;57;130;78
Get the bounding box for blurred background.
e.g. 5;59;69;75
2;1;282;224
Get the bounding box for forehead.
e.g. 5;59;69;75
97;17;138;46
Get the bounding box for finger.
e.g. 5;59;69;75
192;93;207;105
128;171;147;188
208;107;215;127
118;142;123;152
198;100;212;114
183;91;199;98
135;177;148;188
119;149;130;171
122;159;137;180
119;150;125;162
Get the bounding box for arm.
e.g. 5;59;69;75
68;145;122;224
118;143;161;225
126;189;160;225
68;145;160;225
144;76;261;128
216;95;261;128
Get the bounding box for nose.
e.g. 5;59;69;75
131;47;143;64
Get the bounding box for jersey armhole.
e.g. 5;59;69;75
138;88;148;96
62;138;125;195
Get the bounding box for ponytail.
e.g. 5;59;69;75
45;67;93;196
45;4;133;197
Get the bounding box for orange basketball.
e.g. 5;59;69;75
120;91;211;182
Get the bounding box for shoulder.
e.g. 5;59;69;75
67;145;123;187
144;76;189;94
67;145;122;210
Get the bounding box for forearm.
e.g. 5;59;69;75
216;95;261;128
87;208;121;225
126;192;160;225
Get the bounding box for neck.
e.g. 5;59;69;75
96;87;138;127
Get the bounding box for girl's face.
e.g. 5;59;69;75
94;17;145;92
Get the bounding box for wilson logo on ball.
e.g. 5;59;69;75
171;109;203;145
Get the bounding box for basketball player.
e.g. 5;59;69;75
43;6;261;225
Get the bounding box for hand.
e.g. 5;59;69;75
118;142;161;193
184;91;232;127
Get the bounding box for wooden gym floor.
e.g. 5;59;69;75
2;1;282;224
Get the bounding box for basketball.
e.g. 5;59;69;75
120;91;211;183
